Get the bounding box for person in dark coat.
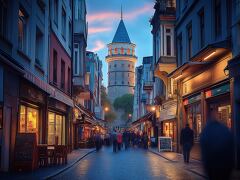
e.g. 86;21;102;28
200;120;234;180
180;123;194;163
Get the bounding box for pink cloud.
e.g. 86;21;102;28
88;27;112;34
90;40;105;52
127;4;152;20
87;3;153;24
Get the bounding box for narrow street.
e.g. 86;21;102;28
54;147;204;180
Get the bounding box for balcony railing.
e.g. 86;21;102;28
143;81;153;91
106;54;137;59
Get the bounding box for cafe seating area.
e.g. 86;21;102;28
38;144;68;167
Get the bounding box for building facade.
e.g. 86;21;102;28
172;0;232;160
106;17;137;103
0;0;75;171
228;0;240;169
150;0;177;150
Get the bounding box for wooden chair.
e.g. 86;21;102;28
38;145;48;167
54;145;68;165
47;146;55;166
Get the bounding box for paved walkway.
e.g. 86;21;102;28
148;147;206;179
54;147;205;180
0;148;95;180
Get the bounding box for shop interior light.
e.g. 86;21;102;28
204;51;216;60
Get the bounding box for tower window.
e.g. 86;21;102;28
114;64;117;67
128;64;130;67
122;81;124;84
114;48;117;54
121;47;124;54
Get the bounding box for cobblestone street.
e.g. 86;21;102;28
54;147;204;180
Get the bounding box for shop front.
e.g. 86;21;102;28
18;80;48;145
73;105;97;149
48;97;70;149
158;100;177;151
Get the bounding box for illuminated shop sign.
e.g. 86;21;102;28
183;94;201;106
205;83;230;98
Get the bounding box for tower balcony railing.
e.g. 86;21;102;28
106;54;137;59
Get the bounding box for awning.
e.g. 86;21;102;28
132;112;153;126
75;104;97;125
159;100;177;122
168;40;231;80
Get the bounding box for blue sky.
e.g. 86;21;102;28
86;0;154;86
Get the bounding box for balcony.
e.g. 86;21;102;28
105;54;137;59
74;19;87;40
143;81;153;91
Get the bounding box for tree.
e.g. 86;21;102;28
101;86;116;122
113;94;134;120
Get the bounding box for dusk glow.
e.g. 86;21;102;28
87;0;154;86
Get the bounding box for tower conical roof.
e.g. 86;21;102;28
112;20;131;43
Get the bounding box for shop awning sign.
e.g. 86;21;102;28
205;83;230;98
183;94;201;106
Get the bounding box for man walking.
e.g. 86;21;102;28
180;123;194;163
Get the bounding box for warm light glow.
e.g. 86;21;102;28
174;74;183;80
128;114;132;118
151;106;156;111
104;107;109;112
204;51;216;60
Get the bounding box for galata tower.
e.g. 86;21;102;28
106;12;137;103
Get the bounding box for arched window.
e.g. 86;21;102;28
121;47;124;54
114;48;118;54
127;48;130;55
109;48;112;55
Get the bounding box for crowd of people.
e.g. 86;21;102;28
94;128;150;153
111;129;150;153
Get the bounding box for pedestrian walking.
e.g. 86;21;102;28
117;131;123;151
143;132;149;149
95;133;101;151
200;120;234;180
112;130;118;152
180;123;194;163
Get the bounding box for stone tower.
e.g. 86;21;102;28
106;13;137;103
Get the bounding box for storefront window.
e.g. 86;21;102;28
217;105;231;128
47;112;65;145
19;105;39;133
163;122;174;140
0;106;3;129
186;103;202;140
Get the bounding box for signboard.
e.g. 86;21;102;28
14;133;38;171
158;136;172;152
183;94;201;106
205;83;230;98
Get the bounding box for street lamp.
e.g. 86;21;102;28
128;114;132;118
104;107;109;112
151;106;156;112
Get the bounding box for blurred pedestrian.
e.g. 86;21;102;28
200;120;234;180
143;132;149;149
112;129;118;152
95;133;101;151
117;131;123;151
180;123;194;163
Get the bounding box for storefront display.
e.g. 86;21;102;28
186;102;202;141
19;105;40;141
47;112;66;145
